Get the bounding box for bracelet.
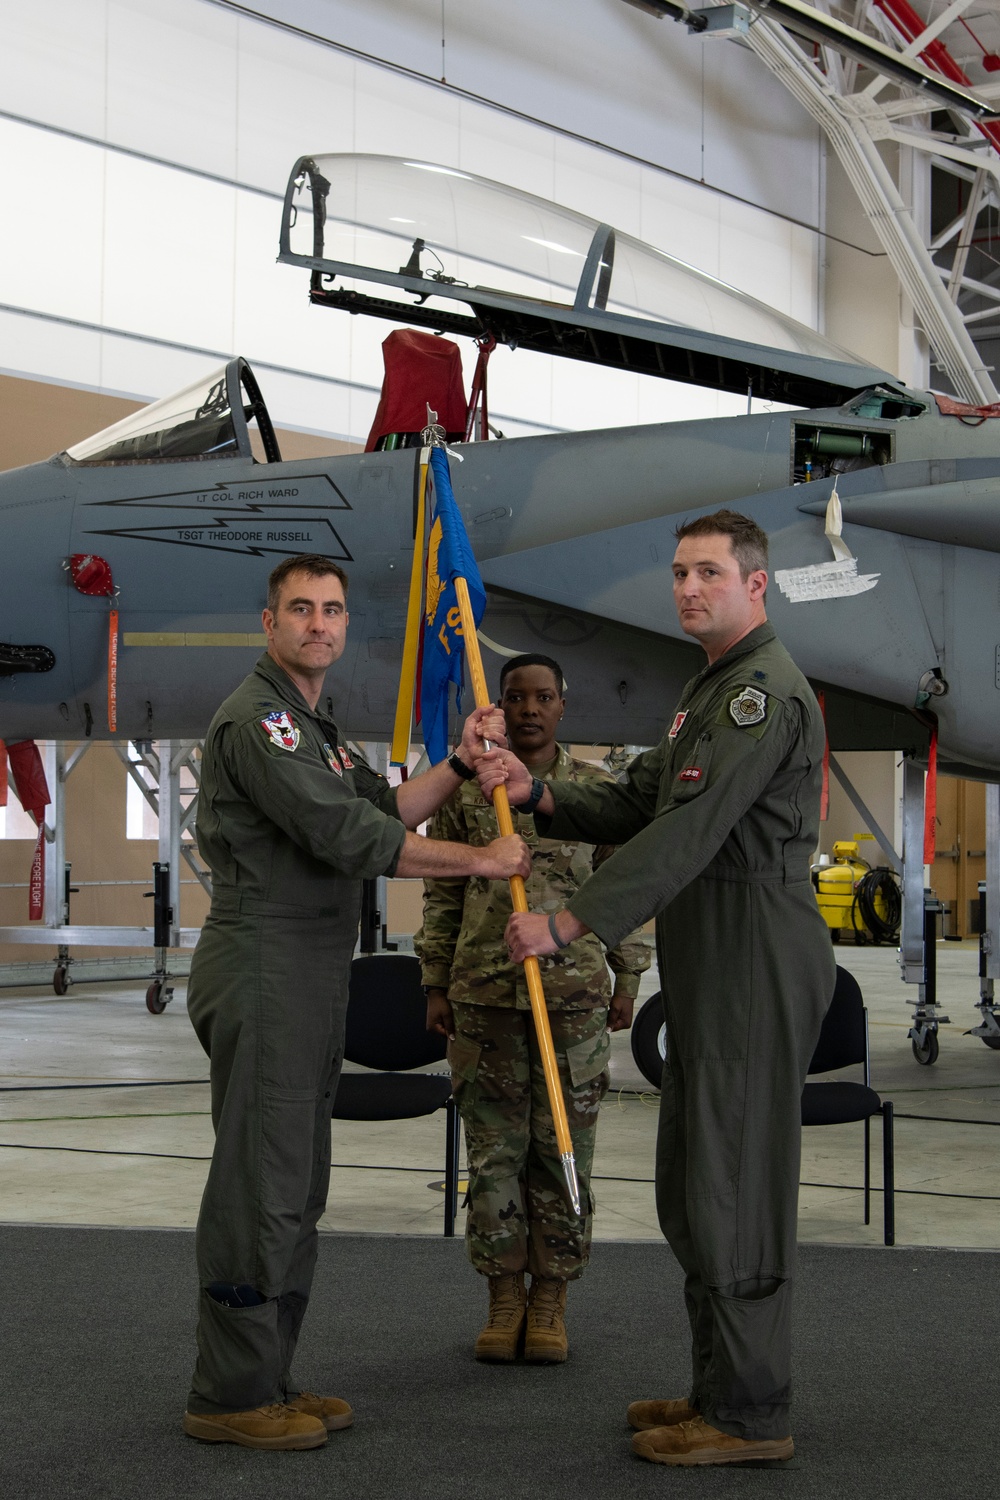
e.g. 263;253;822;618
547;912;571;950
447;751;476;780
513;776;545;815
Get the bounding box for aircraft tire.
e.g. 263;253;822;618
52;966;69;997
981;1035;1000;1051
912;1030;939;1066
630;993;666;1089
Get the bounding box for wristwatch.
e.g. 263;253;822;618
447;751;476;780
513;777;546;815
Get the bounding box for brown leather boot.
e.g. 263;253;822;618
182;1403;327;1450
627;1397;698;1431
524;1277;568;1363
474;1272;527;1362
631;1416;794;1466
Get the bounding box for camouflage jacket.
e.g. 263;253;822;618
415;746;650;1011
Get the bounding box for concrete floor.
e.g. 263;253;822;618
0;941;997;1251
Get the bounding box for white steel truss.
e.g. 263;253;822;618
725;0;1000;402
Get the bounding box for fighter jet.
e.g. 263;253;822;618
2;151;994;786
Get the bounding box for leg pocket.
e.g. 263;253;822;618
564;1025;611;1089
447;1031;482;1106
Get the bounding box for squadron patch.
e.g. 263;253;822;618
668;711;689;741
728;686;768;729
322;742;354;775
259;709;300;751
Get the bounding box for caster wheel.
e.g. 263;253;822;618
912;1030;939;1066
146;981;167;1015
981;1036;1000;1051
630;992;667;1089
53;966;69;996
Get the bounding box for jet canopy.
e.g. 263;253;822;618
279;153;892;407
65;358;281;466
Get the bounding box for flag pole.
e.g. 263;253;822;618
453;573;582;1217
390;451;430;766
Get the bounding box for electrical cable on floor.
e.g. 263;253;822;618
0;1080;209;1092
0;1141;998;1202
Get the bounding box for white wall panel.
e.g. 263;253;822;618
106;0;240;179
100;156;237;351
0;0;106;138
352;62;461;163
0;0;828;446
456;105;556;203
239;1;821;222
0;310;105;404
235;22;358;186
0;121;105;324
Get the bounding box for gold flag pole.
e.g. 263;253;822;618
453;573;582;1216
390;451;430;766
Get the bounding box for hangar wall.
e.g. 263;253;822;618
0;0;914;956
0;0;840;446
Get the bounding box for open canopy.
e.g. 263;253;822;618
65;358;281;466
279;153;894;407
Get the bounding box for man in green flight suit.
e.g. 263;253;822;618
480;511;834;1467
416;653;649;1364
182;553;529;1451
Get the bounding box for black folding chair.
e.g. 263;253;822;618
332;953;461;1236
801;964;895;1246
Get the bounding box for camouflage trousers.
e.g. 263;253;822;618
448;1001;611;1281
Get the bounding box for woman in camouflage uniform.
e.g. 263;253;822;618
416;654;649;1364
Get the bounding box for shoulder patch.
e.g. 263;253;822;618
728;686;768;729
322;742;342;775
668;710;689;741
260;709;300;751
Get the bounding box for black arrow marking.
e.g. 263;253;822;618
87;472;352;511
84;514;353;561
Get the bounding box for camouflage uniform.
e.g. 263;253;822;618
415;746;649;1280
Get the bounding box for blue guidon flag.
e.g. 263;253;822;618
418;447;487;766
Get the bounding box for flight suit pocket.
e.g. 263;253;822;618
565;1026;611;1088
669;733;714;803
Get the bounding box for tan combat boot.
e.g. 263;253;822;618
474;1271;527;1362
182;1403;327;1450
524;1277;568;1363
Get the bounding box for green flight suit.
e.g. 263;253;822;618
186;653;406;1416
536;624;834;1442
415;747;649;1279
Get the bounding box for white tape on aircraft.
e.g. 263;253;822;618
776;481;880;603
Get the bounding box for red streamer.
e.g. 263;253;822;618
923;726;938;866
0;739;7;808
108;609;119;733
29;830;44;921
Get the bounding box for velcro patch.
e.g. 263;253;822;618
678;766;702;782
668;710;689;741
322;743;342;776
260;710;299;751
728;686;767;729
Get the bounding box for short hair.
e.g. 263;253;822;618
674;509;768;581
267;555;349;613
499;653;565;696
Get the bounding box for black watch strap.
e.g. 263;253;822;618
447;751;476;780
513;777;546;815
